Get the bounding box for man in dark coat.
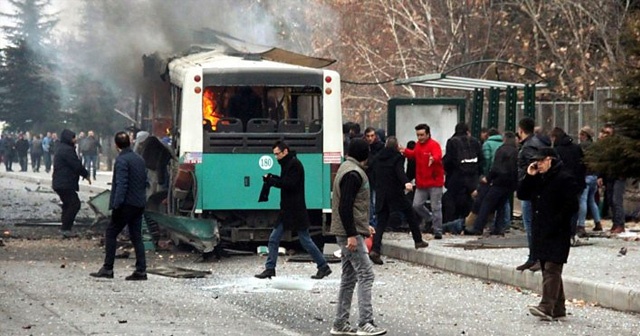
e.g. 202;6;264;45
468;132;519;235
442;122;484;225
517;147;579;321
15;133;30;172
52;129;91;238
364;126;384;229
91;132;148;281
255;141;331;279
369;136;428;265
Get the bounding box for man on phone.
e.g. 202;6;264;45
517;147;579;321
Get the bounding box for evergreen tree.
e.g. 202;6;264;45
0;0;60;132
585;13;640;179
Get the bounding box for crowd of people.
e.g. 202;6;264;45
0;130;102;178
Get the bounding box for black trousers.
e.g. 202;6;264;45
373;201;422;254
103;205;146;273
539;261;566;317
55;189;81;231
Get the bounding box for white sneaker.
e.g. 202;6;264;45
357;322;387;336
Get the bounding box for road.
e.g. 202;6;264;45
1;174;639;335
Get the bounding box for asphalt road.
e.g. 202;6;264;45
1;175;639;336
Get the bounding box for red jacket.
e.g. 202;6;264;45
403;138;444;188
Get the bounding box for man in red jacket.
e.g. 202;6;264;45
402;124;445;239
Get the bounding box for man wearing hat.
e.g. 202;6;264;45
517;147;579;321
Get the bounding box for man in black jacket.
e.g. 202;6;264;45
369;136;428;265
255;141;331;280
518;147;579;321
91;131;148;281
52;129;91;238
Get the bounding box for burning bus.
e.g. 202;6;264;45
140;38;343;253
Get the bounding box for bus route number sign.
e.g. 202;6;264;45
259;155;274;170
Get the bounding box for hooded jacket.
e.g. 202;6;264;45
482;134;503;175
52;129;89;191
552;133;586;192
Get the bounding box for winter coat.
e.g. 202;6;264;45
517;134;546;181
553;134;586;192
365;140;384;187
403;138;444;189
372;147;412;213
52;129;89;191
265;151;310;231
487;142;518;190
110;147;147;209
81;136;102;156
517;160;579;263
482;134;503;175
31;138;43;156
15;139;29;156
443;134;484;191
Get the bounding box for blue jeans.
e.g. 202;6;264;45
521;200;534;263
369;190;377;228
265;222;327;270
578;175;601;227
334;235;375;329
84;154;98;178
412;187;443;233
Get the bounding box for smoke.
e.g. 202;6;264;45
53;0;340;95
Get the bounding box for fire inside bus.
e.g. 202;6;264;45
142;45;343;251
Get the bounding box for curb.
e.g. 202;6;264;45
0;172;109;194
383;241;640;313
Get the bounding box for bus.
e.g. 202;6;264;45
142;44;343;252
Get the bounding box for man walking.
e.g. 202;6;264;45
255;141;332;280
329;138;386;336
90;132;148;280
31;134;43;172
42;132;52;173
82;130;102;180
518;147;579;321
369;136;428;265
52;129;91;238
402;123;445;239
15;133;30;172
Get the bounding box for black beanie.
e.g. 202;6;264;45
348;138;369;162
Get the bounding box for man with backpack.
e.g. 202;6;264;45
443;123;484;229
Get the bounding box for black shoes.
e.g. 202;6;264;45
433;232;443;240
414;240;429;249
90;268;114;279
255;268;276;279
125;272;148;281
516;261;536;271
60;230;79;238
311;266;332;279
369;251;384;265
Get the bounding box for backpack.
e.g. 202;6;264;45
454;136;479;175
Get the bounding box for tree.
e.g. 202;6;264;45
0;0;61;132
585;11;640;179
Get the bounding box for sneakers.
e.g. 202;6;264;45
330;322;357;335
528;305;553;321
414;240;429;249
125;271;148;281
576;226;588;238
516;261;536;271
90;268;114;279
357;322;387;335
369;251;384;265
255;268;276;279
311;265;332;279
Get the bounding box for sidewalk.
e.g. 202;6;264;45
3;168;639;314
382;228;640;313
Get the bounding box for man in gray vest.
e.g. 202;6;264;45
329;138;387;336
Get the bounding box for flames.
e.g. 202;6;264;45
203;87;222;130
